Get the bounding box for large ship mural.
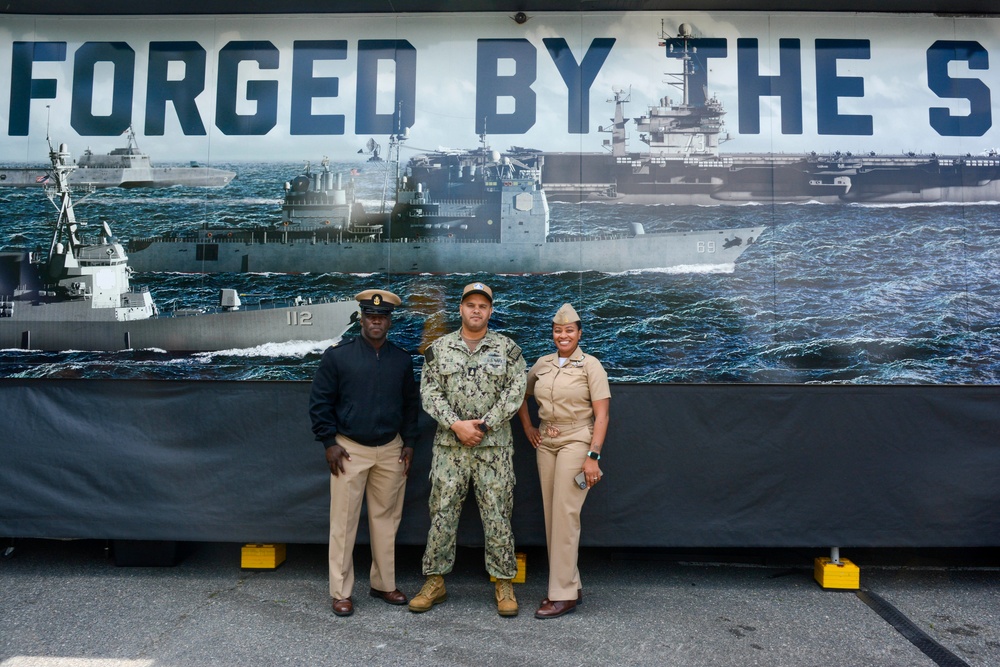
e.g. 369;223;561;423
0;128;235;189
0;142;357;352
0;13;995;385
533;24;1000;205
124;133;764;274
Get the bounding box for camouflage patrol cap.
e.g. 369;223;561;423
553;303;581;325
355;289;401;315
461;282;493;303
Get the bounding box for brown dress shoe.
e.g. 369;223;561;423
540;589;583;606
535;598;577;619
332;597;354;617
369;588;408;605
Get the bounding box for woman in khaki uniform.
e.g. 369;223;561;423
518;303;610;619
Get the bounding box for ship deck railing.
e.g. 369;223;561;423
602;152;999;169
543;183;615;192
156;295;354;316
399;196;489;207
130;233;648;246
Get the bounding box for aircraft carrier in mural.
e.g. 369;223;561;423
125;134;763;275
532;24;1000;205
0;142;357;352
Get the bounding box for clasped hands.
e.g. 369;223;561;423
451;419;487;447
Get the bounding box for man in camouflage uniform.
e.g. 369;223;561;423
409;282;526;617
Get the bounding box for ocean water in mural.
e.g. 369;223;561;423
1;161;997;383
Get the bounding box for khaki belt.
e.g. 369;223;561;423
540;419;592;438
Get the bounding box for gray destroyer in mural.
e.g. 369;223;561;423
0;128;235;189
125;135;764;274
534;24;1000;205
0;143;357;352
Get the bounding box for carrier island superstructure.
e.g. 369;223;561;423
534;23;1000;205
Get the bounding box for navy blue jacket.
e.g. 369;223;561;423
309;336;420;449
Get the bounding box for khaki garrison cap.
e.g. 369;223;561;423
461;282;493;303
355;289;402;315
553;303;581;324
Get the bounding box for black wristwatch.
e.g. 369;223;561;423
477;422;489;433
587;450;601;460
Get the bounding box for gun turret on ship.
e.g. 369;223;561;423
0;142;357;352
125;132;764;274
535;23;1000;205
0;127;235;189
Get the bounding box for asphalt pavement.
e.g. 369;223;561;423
1;540;998;667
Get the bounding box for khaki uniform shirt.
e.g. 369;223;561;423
421;329;527;447
525;347;611;426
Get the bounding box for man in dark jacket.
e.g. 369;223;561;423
309;288;420;617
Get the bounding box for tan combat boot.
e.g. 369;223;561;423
408;575;447;613
495;578;518;617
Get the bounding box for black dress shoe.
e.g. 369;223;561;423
369;588;408;605
535;598;577;619
332;597;354;616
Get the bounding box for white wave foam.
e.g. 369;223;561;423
608;263;737;276
848;200;1000;209
192;337;343;359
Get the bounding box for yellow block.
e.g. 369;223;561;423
490;552;527;584
814;557;860;589
241;543;286;569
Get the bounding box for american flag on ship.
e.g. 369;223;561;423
35;174;51;184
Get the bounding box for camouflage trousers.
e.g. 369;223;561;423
421;444;517;580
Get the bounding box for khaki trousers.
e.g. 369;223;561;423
536;428;591;600
328;434;406;600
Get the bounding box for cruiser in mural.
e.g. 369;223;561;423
125;134;764;274
535;23;1000;205
0;142;357;352
0;128;235;189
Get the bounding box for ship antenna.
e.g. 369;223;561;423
384;102;408;289
382;102;407;215
661;23;695;109
379;135;394;215
126;125;139;152
43;131;79;263
45;105;53;153
682;25;692;107
479;119;491;167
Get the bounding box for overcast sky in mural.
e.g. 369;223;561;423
2;12;999;163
